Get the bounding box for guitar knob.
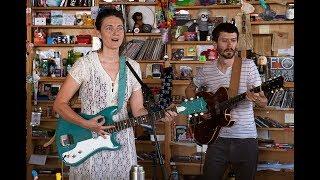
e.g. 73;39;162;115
190;97;194;100
72;154;76;158
188;115;192;118
78;150;82;154
184;99;188;102
200;112;204;116
196;96;199;99
194;113;198;116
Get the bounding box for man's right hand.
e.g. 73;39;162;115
82;115;115;139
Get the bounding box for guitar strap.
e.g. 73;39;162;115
228;57;242;98
116;55;127;113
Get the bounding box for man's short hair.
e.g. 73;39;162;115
212;23;239;42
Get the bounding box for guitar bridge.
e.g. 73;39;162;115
60;134;74;147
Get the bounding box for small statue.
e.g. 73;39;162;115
132;12;152;33
197;9;211;41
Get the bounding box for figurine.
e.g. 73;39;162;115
197;9;211;41
132;12;152;33
132;12;144;33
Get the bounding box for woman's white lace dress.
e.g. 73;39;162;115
67;51;141;180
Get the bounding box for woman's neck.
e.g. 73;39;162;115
99;48;119;62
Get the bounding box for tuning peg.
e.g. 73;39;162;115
275;89;278;92
184;99;188;102
200;112;204;116
188;115;192;118
194;113;198;116
271;90;274;93
190;97;194;100
280;88;283;91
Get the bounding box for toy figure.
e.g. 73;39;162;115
132;12;152;33
197;9;211;41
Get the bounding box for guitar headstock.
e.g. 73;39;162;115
176;97;207;116
261;76;284;93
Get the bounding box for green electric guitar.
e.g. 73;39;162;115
55;97;207;166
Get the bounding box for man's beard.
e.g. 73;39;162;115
218;48;236;59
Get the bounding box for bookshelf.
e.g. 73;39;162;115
26;1;294;179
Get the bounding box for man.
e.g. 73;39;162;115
185;23;268;180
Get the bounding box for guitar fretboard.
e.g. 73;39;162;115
219;85;263;110
105;110;167;133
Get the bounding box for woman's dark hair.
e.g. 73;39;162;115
212;23;239;42
95;8;125;30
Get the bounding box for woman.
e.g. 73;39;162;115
53;8;176;179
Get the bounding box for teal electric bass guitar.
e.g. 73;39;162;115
56;97;207;166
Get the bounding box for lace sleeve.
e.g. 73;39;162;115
68;58;88;84
128;60;142;92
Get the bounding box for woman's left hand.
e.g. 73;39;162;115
161;103;178;122
162;110;178;122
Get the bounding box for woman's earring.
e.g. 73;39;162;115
92;36;102;51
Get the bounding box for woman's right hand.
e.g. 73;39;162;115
82;115;115;139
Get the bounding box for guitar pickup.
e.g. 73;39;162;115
60;134;74;147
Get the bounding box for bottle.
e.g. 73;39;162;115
138;165;145;180
131;165;145;180
286;3;294;20
53;51;61;69
171;165;179;180
131;165;138;180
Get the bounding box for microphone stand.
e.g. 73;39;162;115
126;62;168;180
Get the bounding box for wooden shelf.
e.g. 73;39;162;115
251;21;294;25
99;2;157;5
169;61;206;64
257;169;294;173
254;107;294;111
32;7;92;10
32;136;52;140
170;141;197;147
32;25;94;29
35;100;81;108
170;41;213;45
250;0;294;5
136;60;165;63
126;33;161;36
175;4;241;9
259;147;294;152
34;44;92;47
170;162;203;167
41;118;58;122
173;80;190;85
39;77;66;82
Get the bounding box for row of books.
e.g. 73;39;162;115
121;38;165;61
255;116;285;128
33;11;92;26
33;0;94;7
267;89;294;108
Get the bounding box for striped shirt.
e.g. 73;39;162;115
193;59;261;138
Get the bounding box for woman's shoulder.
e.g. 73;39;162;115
125;57;140;69
76;51;97;65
